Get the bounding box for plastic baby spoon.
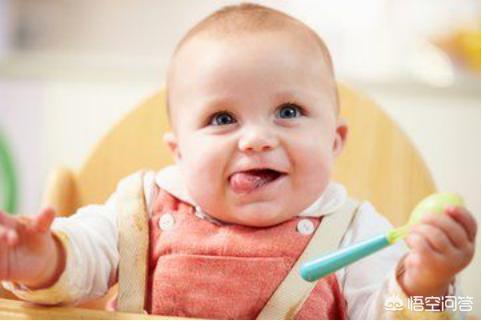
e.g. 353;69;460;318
300;193;464;282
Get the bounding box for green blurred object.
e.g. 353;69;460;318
0;130;17;213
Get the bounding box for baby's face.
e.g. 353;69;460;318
166;31;346;227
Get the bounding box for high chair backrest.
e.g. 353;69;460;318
44;84;435;227
33;83;437;313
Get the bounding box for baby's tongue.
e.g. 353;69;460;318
229;169;280;194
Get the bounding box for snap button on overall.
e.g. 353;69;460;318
297;219;315;235
159;213;175;231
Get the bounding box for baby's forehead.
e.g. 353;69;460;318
167;32;338;121
172;24;334;77
172;31;332;83
172;29;333;83
166;5;339;123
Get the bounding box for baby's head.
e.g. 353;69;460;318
164;3;347;227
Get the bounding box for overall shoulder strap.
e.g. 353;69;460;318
116;171;149;313
257;199;360;320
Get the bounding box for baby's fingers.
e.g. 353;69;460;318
0;210;18;229
405;231;438;257
446;207;477;242
0;211;20;246
411;223;453;254
0;225;18;246
420;212;468;248
33;207;56;233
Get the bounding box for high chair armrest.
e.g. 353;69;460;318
42;167;79;217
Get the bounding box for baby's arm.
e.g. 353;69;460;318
399;207;476;298
0;208;66;290
1;198;119;305
339;202;467;319
1;171;157;305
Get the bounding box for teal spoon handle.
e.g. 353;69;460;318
300;234;390;282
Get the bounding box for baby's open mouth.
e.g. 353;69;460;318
229;168;286;194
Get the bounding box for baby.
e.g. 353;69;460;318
0;3;477;319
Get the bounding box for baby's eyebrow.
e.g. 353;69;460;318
273;89;321;104
273;90;303;102
193;95;237;121
200;95;236;110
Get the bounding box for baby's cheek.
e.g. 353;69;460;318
297;159;331;200
184;155;222;186
292;139;333;179
289;141;333;204
182;134;225;168
181;140;229;197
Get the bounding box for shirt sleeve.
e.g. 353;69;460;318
1;171;157;305
337;201;460;319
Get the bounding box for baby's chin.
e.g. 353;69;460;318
212;202;298;227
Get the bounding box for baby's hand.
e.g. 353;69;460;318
0;208;65;289
397;206;477;298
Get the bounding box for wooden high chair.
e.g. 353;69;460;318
0;84;436;319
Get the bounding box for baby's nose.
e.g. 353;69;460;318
238;127;279;153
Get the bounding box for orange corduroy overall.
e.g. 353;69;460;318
143;188;347;319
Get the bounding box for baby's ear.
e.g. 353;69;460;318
163;132;181;161
333;118;348;157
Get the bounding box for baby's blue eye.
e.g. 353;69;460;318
276;104;302;119
210;112;236;126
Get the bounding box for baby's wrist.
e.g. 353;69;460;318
398;272;450;298
22;233;66;290
396;257;452;298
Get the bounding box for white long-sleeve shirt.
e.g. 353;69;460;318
3;166;461;319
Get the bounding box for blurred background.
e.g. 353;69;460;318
0;0;480;315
